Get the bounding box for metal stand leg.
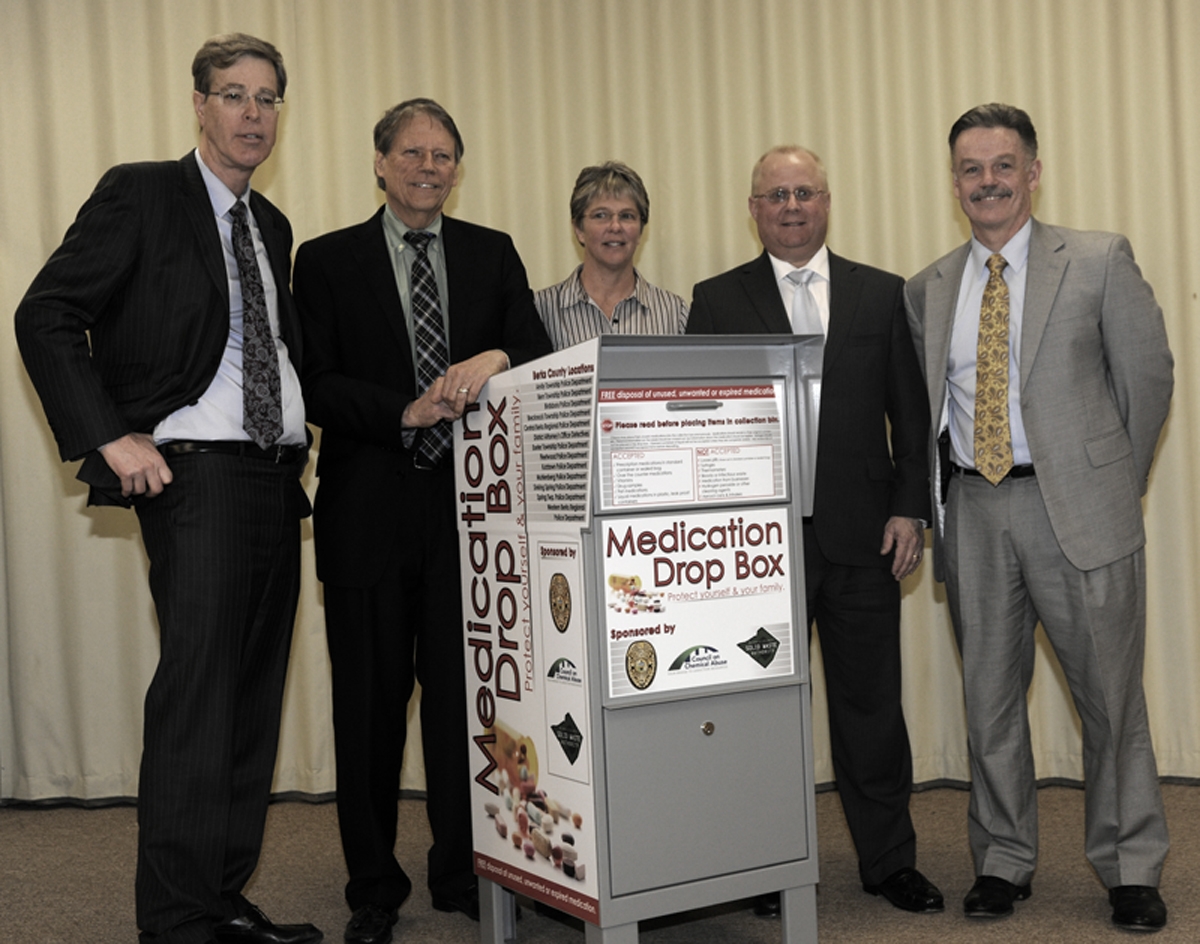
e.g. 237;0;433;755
585;920;639;944
780;885;818;943
478;878;519;944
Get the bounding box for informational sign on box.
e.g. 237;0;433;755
600;506;796;700
595;382;788;510
456;342;602;923
457;336;821;939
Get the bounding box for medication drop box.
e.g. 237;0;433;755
455;334;822;944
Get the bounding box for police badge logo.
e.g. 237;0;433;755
549;573;571;633
625;640;657;690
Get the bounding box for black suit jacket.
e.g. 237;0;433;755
293;209;552;587
15;153;301;505
688;251;929;568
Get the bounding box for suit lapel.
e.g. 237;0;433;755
740;252;792;332
441;216;468;357
924;243;970;429
248;190;304;365
824;253;859;370
1019;219;1066;391
177;154;228;302
250;193;290;293
351;208;411;351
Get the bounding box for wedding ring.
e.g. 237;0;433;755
458;387;470;394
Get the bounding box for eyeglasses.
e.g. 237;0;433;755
205;88;284;112
585;210;641;225
395;146;456;166
752;187;827;205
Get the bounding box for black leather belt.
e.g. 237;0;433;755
950;461;1035;480
160;440;306;464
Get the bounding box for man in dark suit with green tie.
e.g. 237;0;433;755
294;99;550;944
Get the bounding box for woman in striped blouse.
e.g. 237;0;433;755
534;161;688;351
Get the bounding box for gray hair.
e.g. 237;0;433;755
375;99;463;156
373;99;465;192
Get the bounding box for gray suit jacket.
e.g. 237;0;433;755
904;219;1173;577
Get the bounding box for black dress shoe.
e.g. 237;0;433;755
1109;885;1167;931
431;882;481;922
863;866;945;913
751;892;780;917
213;903;323;944
344;904;399;944
963;875;1031;918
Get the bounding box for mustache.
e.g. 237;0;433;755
971;185;1013;202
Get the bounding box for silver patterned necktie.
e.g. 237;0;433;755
787;267;823;335
230;201;283;449
404;230;452;466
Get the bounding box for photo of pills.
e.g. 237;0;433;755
483;766;588;884
607;572;665;614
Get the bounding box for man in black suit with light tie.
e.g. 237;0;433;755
687;145;940;916
293;99;551;944
15;33;319;944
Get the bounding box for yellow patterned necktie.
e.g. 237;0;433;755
973;253;1013;485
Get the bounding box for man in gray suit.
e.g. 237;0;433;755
904;103;1172;932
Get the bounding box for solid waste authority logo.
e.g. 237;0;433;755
625;640;657;690
549;573;572;632
551;712;584;764
738;627;781;668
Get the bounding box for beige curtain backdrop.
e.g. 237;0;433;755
2;0;1198;802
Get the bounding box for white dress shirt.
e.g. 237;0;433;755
769;244;831;335
946;218;1033;468
154;150;306;446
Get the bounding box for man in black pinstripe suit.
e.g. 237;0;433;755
15;34;320;944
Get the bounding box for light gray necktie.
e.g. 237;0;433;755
787;267;822;335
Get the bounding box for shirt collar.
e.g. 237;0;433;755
561;265;652;311
382;204;444;248
194;148;248;219
969;216;1033;278
768;243;831;285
